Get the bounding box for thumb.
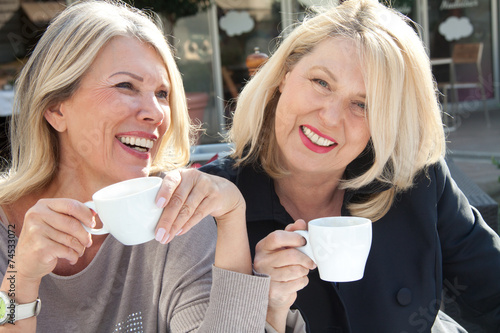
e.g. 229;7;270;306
284;219;307;232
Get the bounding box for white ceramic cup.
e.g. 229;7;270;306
294;216;372;282
83;177;163;246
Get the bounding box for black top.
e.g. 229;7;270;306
201;157;500;333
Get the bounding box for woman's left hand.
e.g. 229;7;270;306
153;168;245;244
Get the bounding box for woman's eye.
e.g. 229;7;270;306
356;102;366;110
156;90;169;99
313;79;329;89
116;82;133;90
351;101;367;116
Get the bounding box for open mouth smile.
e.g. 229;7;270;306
300;126;336;147
117;136;154;152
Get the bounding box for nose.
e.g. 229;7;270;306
138;92;166;126
318;97;344;127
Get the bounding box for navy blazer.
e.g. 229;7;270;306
201;157;500;332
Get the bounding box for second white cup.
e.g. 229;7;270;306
83;177;163;246
294;216;372;282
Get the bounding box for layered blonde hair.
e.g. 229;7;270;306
230;0;446;221
0;0;191;204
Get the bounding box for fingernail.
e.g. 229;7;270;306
175;229;183;236
91;217;96;228
155;228;166;242
162;233;170;244
156;197;166;208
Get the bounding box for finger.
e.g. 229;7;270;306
168;196;212;239
256;230;307;253
254;247;315;275
17;227;83;273
37;238;82;266
156;169;218;243
270;276;309;296
155;169;182;208
42;198;95;227
22;213;88;259
44;227;87;259
284;219;307;232
157;171;199;232
155;169;245;243
268;276;309;309
167;177;210;235
27;200;93;248
266;264;311;283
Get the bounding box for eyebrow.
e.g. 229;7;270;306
311;65;337;81
311;65;366;99
109;71;144;82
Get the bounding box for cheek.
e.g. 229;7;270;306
274;109;291;149
160;106;171;133
67;120;114;158
350;121;371;151
274;98;297;136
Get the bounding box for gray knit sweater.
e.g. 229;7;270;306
0;211;270;332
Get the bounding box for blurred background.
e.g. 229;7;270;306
0;0;499;228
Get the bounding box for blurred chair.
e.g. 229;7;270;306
437;43;490;128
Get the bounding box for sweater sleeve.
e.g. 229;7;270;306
200;267;270;332
265;310;308;333
161;215;270;332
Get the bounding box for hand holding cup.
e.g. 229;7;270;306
83;177;163;245
294;216;372;282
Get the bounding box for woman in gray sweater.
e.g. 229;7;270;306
0;1;270;332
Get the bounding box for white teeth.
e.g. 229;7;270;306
119;136;154;150
301;126;335;147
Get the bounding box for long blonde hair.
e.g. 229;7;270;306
0;0;191;204
229;0;445;221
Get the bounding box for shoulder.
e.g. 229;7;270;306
411;157;450;192
199;157;239;182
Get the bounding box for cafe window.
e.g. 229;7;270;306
175;0;306;144
428;0;495;102
174;0;499;144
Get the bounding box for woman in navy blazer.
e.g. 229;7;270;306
201;0;500;332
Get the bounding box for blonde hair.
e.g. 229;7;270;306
0;0;191;204
229;0;445;221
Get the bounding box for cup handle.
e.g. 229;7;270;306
293;230;316;264
83;201;109;235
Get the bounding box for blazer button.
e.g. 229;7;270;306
396;288;412;306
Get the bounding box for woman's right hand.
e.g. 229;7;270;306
253;219;316;332
13;198;94;284
0;199;94;331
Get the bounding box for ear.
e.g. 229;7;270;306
278;72;290;93
44;102;67;133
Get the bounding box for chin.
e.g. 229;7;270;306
112;167;151;183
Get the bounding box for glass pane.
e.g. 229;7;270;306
175;10;218;144
216;0;283;127
428;0;494;102
391;0;417;18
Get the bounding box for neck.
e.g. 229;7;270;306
274;171;345;223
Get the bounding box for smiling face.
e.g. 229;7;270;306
45;36;170;187
275;37;371;178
